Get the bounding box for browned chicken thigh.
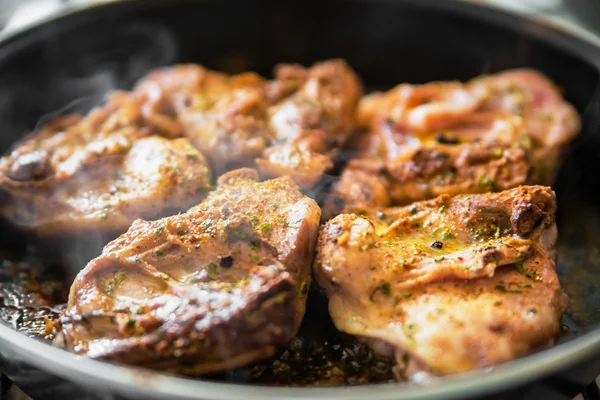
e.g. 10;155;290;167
472;69;581;183
325;70;579;218
134;59;362;187
0;93;212;236
135;64;271;171
314;186;566;378
0;59;359;235
256;60;362;187
56;169;321;374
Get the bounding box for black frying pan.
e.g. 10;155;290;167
0;0;599;399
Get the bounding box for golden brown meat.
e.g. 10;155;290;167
471;70;581;183
0;93;212;236
325;70;579;218
314;186;566;378
56;169;321;374
0;60;359;235
135;64;271;171
325;142;529;215
134;59;362;187
256;60;363;187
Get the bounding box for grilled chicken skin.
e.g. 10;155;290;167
325;69;579;218
56;169;320;374
0;93;212;236
314;186;566;378
135;59;362;187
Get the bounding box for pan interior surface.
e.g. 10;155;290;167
0;0;599;399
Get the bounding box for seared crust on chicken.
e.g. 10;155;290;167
135;59;362;187
256;60;362;187
324;143;529;216
314;186;566;378
0;93;212;235
135;65;270;171
56;169;320;374
472;70;580;183
325;70;579;218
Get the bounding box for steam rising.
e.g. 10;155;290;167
0;22;178;276
37;23;178;124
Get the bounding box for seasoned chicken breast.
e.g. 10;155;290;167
0;92;212;236
314;186;566;378
135;59;362;187
325;70;579;218
56;169;320;374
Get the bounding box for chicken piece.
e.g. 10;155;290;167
135;65;271;172
324;142;530;217
357;81;489;132
56;169;320;374
314;186;566;378
325;70;579;217
0;93;212;236
136;60;362;187
471;70;581;183
256;60;363;187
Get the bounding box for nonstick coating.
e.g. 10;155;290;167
0;0;599;399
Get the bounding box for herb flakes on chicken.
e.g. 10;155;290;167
56;168;321;374
315;186;566;378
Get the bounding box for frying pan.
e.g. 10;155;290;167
0;0;599;399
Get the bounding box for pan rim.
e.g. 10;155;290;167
1;319;599;400
0;0;598;399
